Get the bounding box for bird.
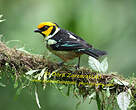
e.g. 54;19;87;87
34;22;107;68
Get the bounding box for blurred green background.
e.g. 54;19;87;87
0;0;136;110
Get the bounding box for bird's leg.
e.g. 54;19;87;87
76;56;80;69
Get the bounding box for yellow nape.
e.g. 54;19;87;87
37;22;57;29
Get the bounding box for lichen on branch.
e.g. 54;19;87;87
0;40;136;110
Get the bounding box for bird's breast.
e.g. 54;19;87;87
46;44;82;62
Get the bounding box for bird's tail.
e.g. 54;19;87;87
80;48;107;59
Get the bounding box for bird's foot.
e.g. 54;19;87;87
75;64;80;70
75;56;80;70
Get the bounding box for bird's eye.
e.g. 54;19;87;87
40;25;49;31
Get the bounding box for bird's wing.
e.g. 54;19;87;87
49;29;92;51
49;39;106;59
49;29;106;59
65;30;93;47
49;40;88;51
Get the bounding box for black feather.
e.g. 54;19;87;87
80;48;107;59
48;28;107;59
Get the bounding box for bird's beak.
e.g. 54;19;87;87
34;29;46;37
34;29;41;33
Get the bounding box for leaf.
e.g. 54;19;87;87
88;92;96;104
0;15;5;22
35;87;41;109
67;86;71;96
0;82;6;87
88;56;108;73
38;68;46;80
0;19;5;22
0;15;3;18
117;92;130;110
89;92;96;99
120;81;129;86
100;57;108;73
48;68;61;78
88;56;101;72
76;100;81;110
16;47;30;54
96;91;101;110
16;87;23;96
114;78;123;85
43;70;48;90
106;87;110;97
25;70;39;75
114;78;129;86
128;89;132;97
14;80;18;88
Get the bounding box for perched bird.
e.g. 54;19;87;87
34;22;106;68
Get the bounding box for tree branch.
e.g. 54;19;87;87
0;40;136;109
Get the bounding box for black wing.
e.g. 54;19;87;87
50;40;88;51
49;29;107;59
50;29;91;51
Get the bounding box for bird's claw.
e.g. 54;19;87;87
75;64;80;70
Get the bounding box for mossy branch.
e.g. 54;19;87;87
0;41;136;109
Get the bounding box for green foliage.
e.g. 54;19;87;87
88;56;108;73
96;91;101;110
1;0;136;110
0;15;5;22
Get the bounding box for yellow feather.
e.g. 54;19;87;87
37;22;58;37
37;22;57;29
42;26;53;36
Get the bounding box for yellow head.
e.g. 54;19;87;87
34;22;59;37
